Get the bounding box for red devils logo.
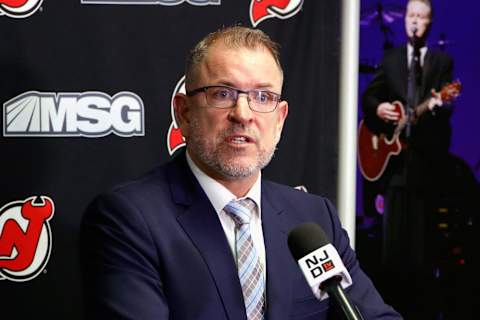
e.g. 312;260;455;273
0;196;54;282
250;0;303;27
167;75;186;155
0;0;43;18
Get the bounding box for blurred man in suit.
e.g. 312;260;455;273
363;0;454;318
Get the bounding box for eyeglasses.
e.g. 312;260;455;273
186;85;281;113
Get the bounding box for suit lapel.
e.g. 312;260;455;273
398;46;409;101
420;49;433;101
261;182;294;320
167;154;246;320
167;154;297;319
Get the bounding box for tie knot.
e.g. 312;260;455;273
224;198;256;226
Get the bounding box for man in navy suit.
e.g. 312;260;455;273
81;26;401;319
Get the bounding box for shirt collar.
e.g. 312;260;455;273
186;151;262;216
407;43;428;66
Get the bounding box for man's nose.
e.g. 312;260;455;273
229;94;254;124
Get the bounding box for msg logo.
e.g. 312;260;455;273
3;91;145;138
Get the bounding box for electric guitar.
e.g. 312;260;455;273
358;81;461;181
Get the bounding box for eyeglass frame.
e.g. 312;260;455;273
185;85;282;113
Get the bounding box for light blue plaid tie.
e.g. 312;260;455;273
224;199;265;320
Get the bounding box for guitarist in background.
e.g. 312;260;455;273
362;0;454;317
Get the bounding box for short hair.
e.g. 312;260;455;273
407;0;433;19
185;26;282;88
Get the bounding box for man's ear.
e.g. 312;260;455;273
276;100;289;132
173;93;191;138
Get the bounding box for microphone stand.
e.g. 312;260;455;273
405;34;420;140
402;31;422;278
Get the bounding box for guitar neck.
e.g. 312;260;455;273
392;81;460;136
393;98;430;136
413;81;460;119
414;98;430;119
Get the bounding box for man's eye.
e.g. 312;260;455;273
212;88;233;99
254;92;272;104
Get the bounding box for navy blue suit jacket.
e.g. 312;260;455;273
80;153;401;319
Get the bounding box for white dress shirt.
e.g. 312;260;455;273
185;151;267;282
407;43;428;67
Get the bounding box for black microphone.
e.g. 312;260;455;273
411;26;418;37
411;26;421;49
288;223;364;320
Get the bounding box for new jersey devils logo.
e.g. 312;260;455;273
0;196;54;282
250;0;303;27
0;0;43;18
167;75;186;155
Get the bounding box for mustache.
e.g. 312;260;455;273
219;124;257;140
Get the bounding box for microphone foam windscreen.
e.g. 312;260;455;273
287;223;330;261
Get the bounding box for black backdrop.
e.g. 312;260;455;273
0;1;340;318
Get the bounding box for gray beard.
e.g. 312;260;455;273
188;119;280;179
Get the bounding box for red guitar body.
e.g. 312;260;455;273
357;119;403;181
